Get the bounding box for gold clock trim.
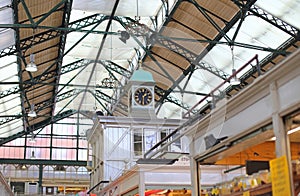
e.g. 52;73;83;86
134;87;153;106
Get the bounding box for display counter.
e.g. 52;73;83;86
223;183;271;196
222;173;300;196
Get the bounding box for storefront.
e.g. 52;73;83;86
189;49;300;195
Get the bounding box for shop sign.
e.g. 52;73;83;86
269;155;292;196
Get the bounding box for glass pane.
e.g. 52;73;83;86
134;133;142;156
52;148;77;160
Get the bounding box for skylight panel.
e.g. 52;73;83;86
256;0;300;29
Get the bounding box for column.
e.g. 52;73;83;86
138;170;145;196
190;138;199;196
38;164;43;194
270;82;294;196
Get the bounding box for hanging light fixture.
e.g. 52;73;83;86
30;150;36;159
230;46;240;86
29;134;36;143
26;29;38;72
230;69;240;85
119;0;151;44
119;31;130;43
28;103;37;117
25;54;37;72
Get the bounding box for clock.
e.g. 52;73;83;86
134;87;153;106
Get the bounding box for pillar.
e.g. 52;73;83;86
38;164;43;194
190;138;199;196
270;82;294;196
138;170;145;196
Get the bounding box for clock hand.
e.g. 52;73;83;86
142;94;146;104
143;93;148;104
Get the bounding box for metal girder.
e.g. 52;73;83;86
0;158;87;166
100;60;132;79
61;59;93;74
97;62;129;109
55;91;82;117
159;34;288;54
161;0;169;17
115;16;185;104
77;0;121;113
0;109;77;146
116;16;184;90
19;0;68;27
60;88;84;104
0;86;19;99
212;40;296;114
69;13;109;30
1;30;60;58
98;60;141;114
34;89;80;113
156;37;230;80
0;113;22;126
154;0;255;110
219;38;298;99
85;90;113;116
12;0;29;131
0;59;91;100
94;32;137;114
95;90;128;112
0;13;108;58
196;61;230;80
188;0;232;43
233;1;299;38
97;59;198;114
0;81;204;125
0;21;114;35
102;68;122;89
155;86;198;114
96;17;216;112
97;60;132;107
3;90;79;125
172;90;209;96
1;89;80;126
51;0;73;118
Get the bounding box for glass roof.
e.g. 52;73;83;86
0;0;299;138
256;0;300;29
159;0;297;118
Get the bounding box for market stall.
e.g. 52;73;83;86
189;50;300;195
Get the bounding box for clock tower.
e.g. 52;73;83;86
128;69;156;119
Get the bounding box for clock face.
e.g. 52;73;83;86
134;87;153;106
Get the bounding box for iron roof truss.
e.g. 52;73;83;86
0;0;299;151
